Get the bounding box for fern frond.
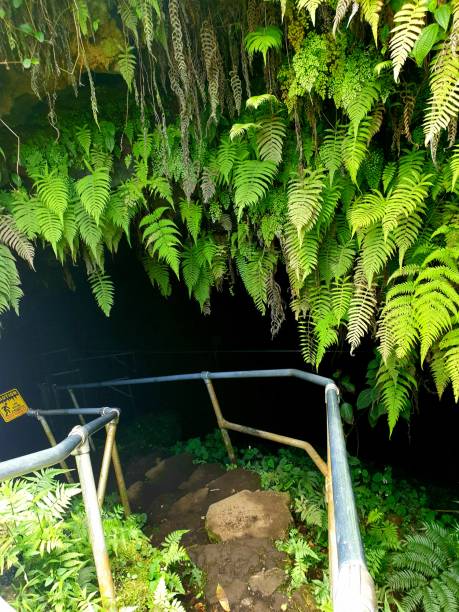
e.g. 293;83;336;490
390;0;428;82
319;126;345;184
0;214;34;268
244;26;282;64
283;224;320;282
179;200;202;243
350;191;386;232
75;166;111;224
342;119;371;183
116;46;136;92
382;171;432;237
88;270;114;316
229;122;260;140
140;207;182;277
76;125;91;158
143;257;172;298
287;169;325;237
246;94;279;109
348;83;381;135
424;40;459;146
34;167;69;220
362;224;396;285
377;357;417;433
450;143;459;190
236;247;277;313
333;0;353;35
257;114;286;164
439;328;459;401
346;259;377;354
298;0;325;26
233;160;277;217
0;245;23;315
360;0;384;43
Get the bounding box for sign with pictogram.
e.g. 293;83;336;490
0;388;29;422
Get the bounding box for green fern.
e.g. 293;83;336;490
75;166;111;224
388;522;459;612
140;207;182;277
179;200;202;243
34;167;69;220
342;119;371;183
0;245;23;315
287;168;325;237
449;143;459;190
320;126;345;184
244;26;283;65
298;0;325;26
143;257;172;298
76;125;91;158
390;0;428;82
256;114;286;164
346;258;377;354
236;246;277;314
88;270;114;316
377;356;417;433
233;160;277;217
117;45;136;91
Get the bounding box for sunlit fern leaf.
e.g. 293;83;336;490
342;119;371;183
76;125;91;158
229;122;260;141
298;0;325;26
143;257;172;298
331;240;356;280
244;26;282;65
140;207;182;277
75;200;103;262
234;160;277;217
382;162;397;193
257;115;286;164
429;346;449;398
149;176;173;206
360;0;384;43
389;0;428;83
75;167;110;224
382;171;432;238
424;40;459;147
415;255;459;362
331;277;353;324
346;258;377;354
362;223;396;285
315;311;339;367
283;224;320;282
0;245;23;315
179;200;202;243
377;357;417;434
299;315;317;366
34;167;69;220
319;127;345;185
449;144;459;190
378;276;417;361
118;0;139;42
181;237;216;297
333;0;353;35
317;182;342;230
288;169;325;237
439;327;459;401
236;247;277;314
246;93;279;109
348;83;381;135
116;46;136;92
349;191;386;232
36;204;63;252
88;270;114;316
0;213;34;268
393;204;427;265
217;136;241;185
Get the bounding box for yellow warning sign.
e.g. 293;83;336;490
0;389;29;422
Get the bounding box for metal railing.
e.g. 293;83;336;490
0;406;131;610
54;368;377;612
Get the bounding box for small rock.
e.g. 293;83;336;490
240;597;253;607
206;490;292;542
126;481;144;505
248;567;286;597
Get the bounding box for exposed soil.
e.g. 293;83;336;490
124;452;316;611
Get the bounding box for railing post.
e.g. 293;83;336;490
202;376;237;464
72;427;116;610
68;388;96;452
97;416;131;516
36;414;74;483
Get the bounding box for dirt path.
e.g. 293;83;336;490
124;452;316;611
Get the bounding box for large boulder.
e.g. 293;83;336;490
206;490;292;542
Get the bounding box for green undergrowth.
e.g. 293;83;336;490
0;469;203;611
174;430;459;611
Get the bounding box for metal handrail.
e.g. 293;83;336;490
56;368;377;612
0;406;130;610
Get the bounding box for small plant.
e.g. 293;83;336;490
387;522;459;611
276;528;321;592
